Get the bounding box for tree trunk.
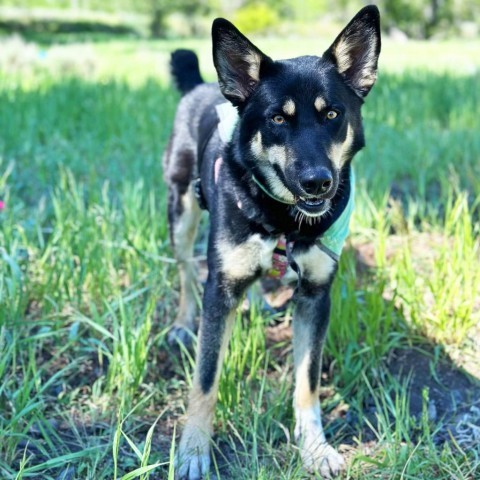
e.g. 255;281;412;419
150;8;165;38
425;0;440;38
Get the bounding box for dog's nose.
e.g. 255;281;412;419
299;168;333;196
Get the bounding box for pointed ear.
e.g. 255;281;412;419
212;18;272;106
323;5;381;98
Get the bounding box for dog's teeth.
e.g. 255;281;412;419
305;198;323;206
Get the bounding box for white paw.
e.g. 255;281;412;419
175;425;211;480
300;441;345;478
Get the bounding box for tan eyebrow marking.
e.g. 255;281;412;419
314;96;326;112
282;98;296;116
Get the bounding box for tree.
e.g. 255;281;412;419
383;0;459;39
140;0;211;37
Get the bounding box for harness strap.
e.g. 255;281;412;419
195;108;220;210
315;240;340;262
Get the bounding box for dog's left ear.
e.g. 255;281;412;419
212;18;272;106
324;5;381;98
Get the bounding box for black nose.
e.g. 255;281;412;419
299;168;333;196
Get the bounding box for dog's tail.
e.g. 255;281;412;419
170;49;204;96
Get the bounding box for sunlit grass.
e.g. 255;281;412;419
0;36;479;479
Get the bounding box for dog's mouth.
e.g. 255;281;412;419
295;196;330;217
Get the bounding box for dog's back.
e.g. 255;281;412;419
163;51;224;190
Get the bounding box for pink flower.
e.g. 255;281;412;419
0;200;4;211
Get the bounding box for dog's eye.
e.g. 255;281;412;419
272;115;286;125
326;110;339;120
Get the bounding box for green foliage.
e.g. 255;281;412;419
1;0;479;39
232;2;280;34
0;17;138;39
290;0;328;22
110;0;212;37
382;0;426;37
381;0;479;38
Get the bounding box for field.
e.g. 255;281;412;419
1;34;480;479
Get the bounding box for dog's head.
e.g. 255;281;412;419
212;6;380;220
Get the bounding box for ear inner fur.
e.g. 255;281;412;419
212;18;272;105
323;5;381;97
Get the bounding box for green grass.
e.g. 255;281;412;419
0;36;479;479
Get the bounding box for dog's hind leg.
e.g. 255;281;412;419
166;147;202;347
292;245;346;478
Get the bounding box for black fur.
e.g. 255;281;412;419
168;7;381;478
170;49;204;96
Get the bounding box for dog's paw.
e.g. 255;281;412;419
175;451;210;480
300;442;345;478
175;425;211;480
168;325;195;349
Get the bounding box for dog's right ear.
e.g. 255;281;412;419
323;5;381;98
212;18;272;106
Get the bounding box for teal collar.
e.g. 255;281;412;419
251;174;295;205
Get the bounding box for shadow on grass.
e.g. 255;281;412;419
1;77;179;210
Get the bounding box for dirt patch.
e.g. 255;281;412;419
386;347;480;447
336;345;480;449
353;231;448;274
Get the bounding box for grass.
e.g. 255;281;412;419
0;34;479;479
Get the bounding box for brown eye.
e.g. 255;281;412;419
326;110;338;120
272;115;286;125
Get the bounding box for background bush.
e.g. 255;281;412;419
0;0;479;39
233;3;280;34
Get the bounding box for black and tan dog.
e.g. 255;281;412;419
164;6;381;479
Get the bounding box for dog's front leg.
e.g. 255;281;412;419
176;232;273;479
292;245;346;478
175;282;235;480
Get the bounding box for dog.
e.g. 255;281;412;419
164;6;381;478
